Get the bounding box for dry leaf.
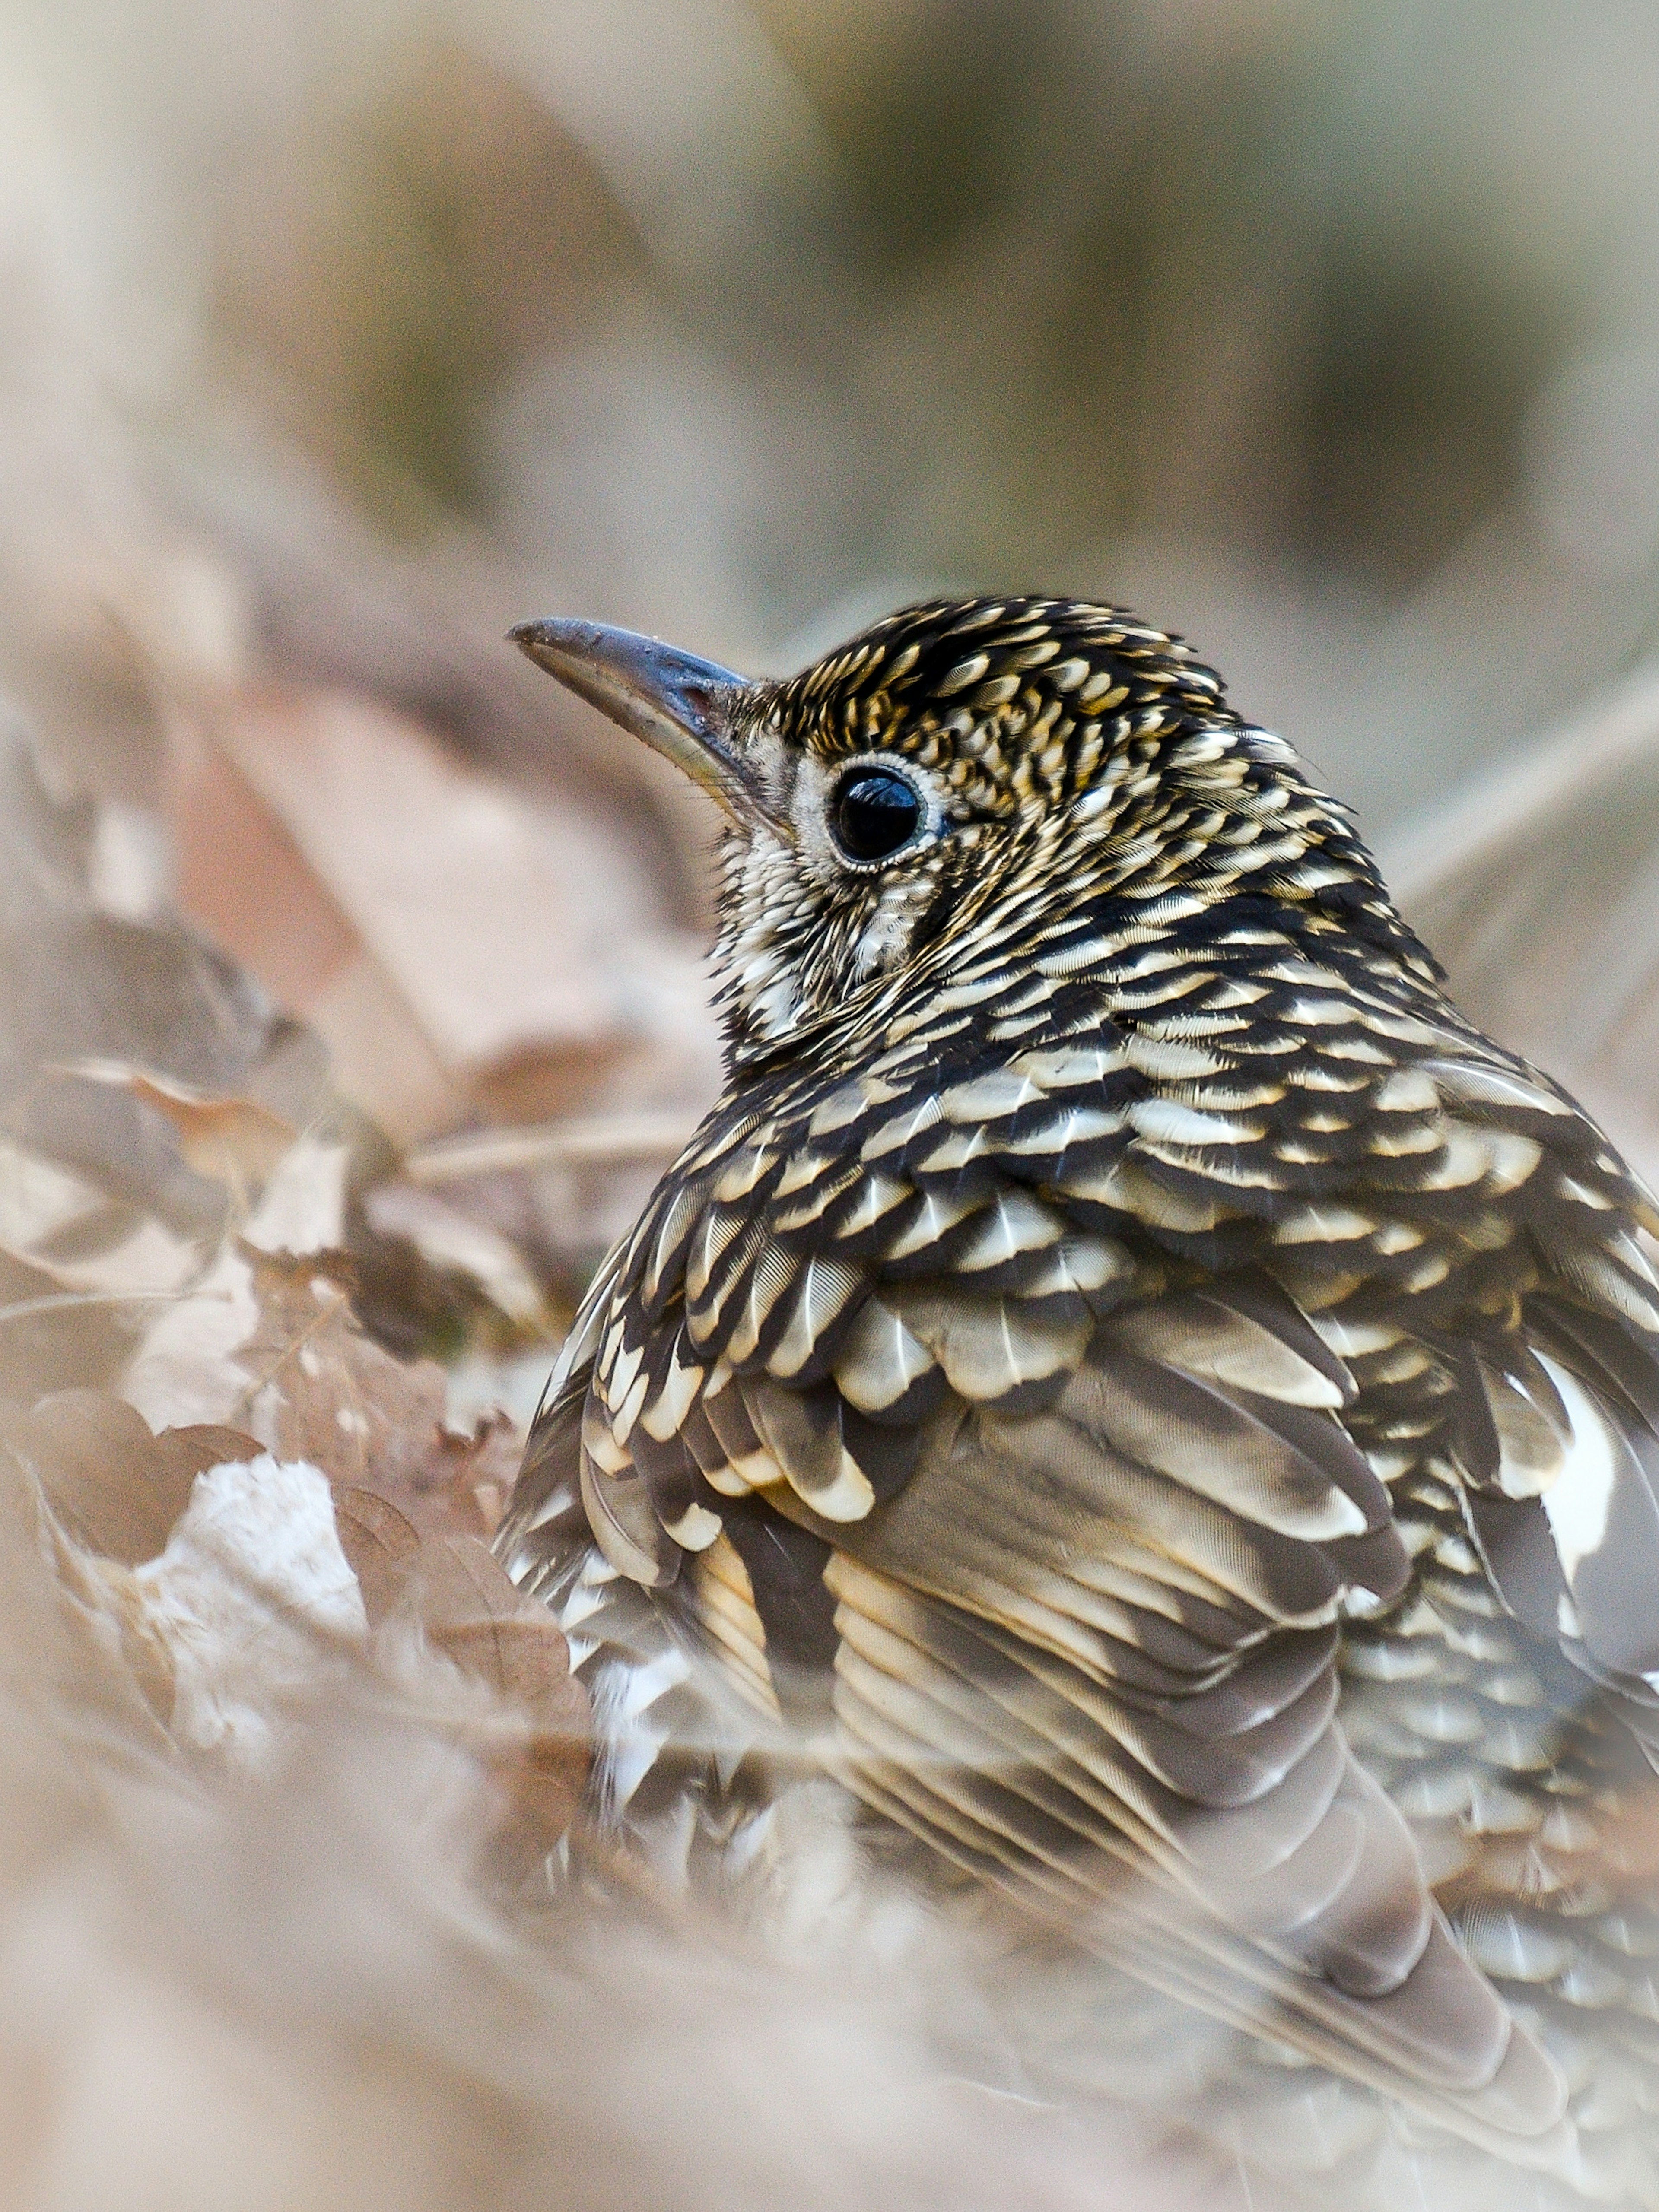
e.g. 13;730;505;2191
413;1534;589;1871
1;1392;263;1573
331;1509;590;1863
3;1390;183;1566
360;1180;551;1332
121;1245;262;1431
55;1059;297;1190
235;1251;446;1485
238;1250;499;1539
242;1133;350;1256
242;691;646;1073
48;1539;180;1730
29;1210;201;1297
421;1411;520;1536
332;1485;423;1625
0;1139;109;1252
155;1421;265;1488
479;1647;590;1876
133;1453;369;1766
165;710;464;1144
0;1247;130;1402
412;1531;521;1632
0;1426;177;1733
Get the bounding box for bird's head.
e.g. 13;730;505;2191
512;597;1389;1066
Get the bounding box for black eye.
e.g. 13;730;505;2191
832;769;922;862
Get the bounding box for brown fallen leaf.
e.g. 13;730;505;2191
237;1249;508;1541
413;1412;520;1539
331;1485;423;1626
410;1531;519;1630
235;1248;450;1492
170;683;702;1146
0;1248;131;1403
479;1651;591;1879
410;1534;589;1872
121;1232;588;1852
4;1390;199;1566
329;1507;588;1866
54;1060;298;1192
154;1422;266;1488
0;1427;177;1735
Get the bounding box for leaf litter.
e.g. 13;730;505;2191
0;694;1207;2212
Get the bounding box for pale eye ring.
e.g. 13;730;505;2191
830;766;924;864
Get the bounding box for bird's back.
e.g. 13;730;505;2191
497;596;1659;2207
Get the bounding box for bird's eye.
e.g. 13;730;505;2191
831;769;922;863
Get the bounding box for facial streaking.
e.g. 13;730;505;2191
687;599;1414;1064
514;597;1425;1069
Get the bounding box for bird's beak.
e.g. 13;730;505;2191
510;616;790;840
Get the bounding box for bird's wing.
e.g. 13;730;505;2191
1283;1037;1659;1747
496;1015;1590;2149
503;1263;1565;2150
783;1278;1567;2154
1422;1059;1659;1750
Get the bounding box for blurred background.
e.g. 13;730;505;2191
3;14;1659;2202
7;0;1659;1350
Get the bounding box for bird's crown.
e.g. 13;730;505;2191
513;596;1412;1060
764;595;1235;813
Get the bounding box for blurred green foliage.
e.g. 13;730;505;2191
201;3;1588;606
7;0;1659;830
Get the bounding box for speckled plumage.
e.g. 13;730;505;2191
499;599;1659;2203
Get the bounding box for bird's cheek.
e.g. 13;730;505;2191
851;895;917;981
850;922;894;981
750;968;803;1036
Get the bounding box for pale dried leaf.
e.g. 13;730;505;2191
121;1247;261;1429
55;1059;297;1189
30;1214;201;1297
422;1413;521;1539
3;1390;177;1565
0;1140;107;1252
216;690;655;1075
242;1133;350;1256
362;1180;551;1331
332;1485;422;1625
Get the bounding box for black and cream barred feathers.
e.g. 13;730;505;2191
498;597;1659;2206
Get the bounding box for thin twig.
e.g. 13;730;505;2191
406;1112;696;1183
0;1286;215;1328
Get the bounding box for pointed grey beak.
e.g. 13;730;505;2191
510;616;789;840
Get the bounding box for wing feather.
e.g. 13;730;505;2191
499;1032;1607;2149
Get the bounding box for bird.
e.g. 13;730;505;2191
495;596;1659;2205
